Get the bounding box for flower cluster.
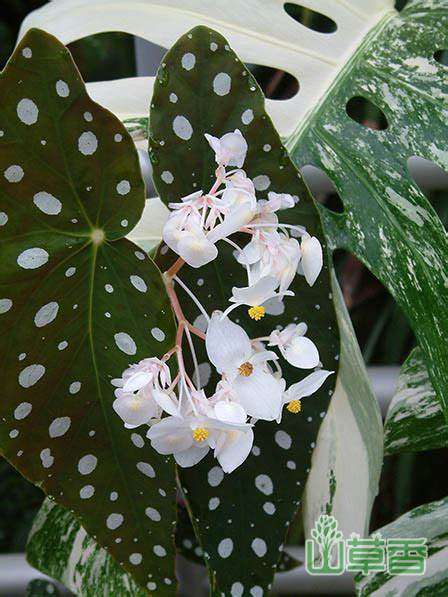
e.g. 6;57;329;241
112;130;332;473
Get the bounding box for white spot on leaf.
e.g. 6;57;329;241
151;327;165;342
5;165;24;183
181;53;196;70
34;302;59;328
56;80;70;97
218;538;233;558
19;364;45;388
49;417;71;438
78;131;98;156
106;513;123;530
0;299;12;314
241;109;254;125
33;192;62;215
78;454;97;475
130;275;147;293
17;98;38;125
14;401;32;419
114;332;137;355
213;73;231;96
17;248;48;269
173;115;193;140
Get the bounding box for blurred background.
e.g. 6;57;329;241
1;1;448;595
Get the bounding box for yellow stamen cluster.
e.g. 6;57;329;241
248;305;265;321
238;362;254;377
192;427;209;442
287;400;302;414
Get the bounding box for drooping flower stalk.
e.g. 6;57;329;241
112;129;333;473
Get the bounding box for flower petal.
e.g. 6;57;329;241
301;235;323;286
285;336;320;369
153;389;179;416
207;188;256;243
113;391;159;426
206;312;251;374
122;371;153;393
214;400;247;424
177;230;218;268
175;445;210;468
147;417;193;454
215;428;254;473
231;275;279;307
233;369;283;421
284;370;334;403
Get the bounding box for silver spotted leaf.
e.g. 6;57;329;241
0;29;177;593
150;26;339;595
289;0;448;422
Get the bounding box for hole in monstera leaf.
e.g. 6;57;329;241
300;165;344;213
346;96;388;130
284;3;337;33
68;32;137;81
248;64;299;99
407;156;448;200
68;33;166;81
434;49;448;66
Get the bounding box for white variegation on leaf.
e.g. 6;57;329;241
357;496;448;595
303;273;383;540
126;197;169;253
18;0;395;136
384;347;448;455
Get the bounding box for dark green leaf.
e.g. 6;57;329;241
0;29;177;592
150;26;339;595
176;502;301;572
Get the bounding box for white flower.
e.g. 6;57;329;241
207;187;256;243
213;401;254;473
258;232;301;292
228;275;293;320
177;227;218;268
147;393;252;471
249;191;296;228
238;231;301;294
299;233;323;286
279;369;333;420
205;129;248;168
225;169;255;194
206;312;284;420
269;323;319;369
113;387;162;427
163;209;218;268
267;191;296;211
112;358;178;426
116;357;171;393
